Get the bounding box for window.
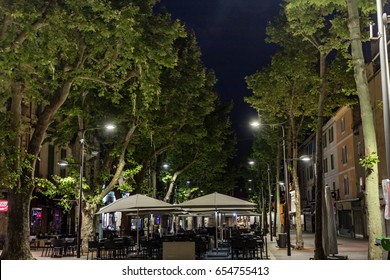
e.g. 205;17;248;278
307;143;313;156
357;141;362;157
329;126;334;143
323;133;327;148
343;176;349;195
341;145;347;164
324;158;328;173
309;165;314;179
48;145;55;180
340;117;345;133
330;154;335;170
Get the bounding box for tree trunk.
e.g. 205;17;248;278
292;146;304;249
1;191;33;260
346;0;384;259
1;84;34;260
314;53;327;259
82;202;98;252
1;79;74;259
290;117;304;249
275;142;281;238
152;170;157;198
164;172;180;203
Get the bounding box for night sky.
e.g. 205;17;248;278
158;0;282;162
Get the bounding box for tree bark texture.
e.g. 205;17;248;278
346;0;384;259
314;53;327;260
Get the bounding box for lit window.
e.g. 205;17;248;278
340;117;345;133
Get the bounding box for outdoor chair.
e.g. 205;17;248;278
102;239;117;259
51;239;64;258
87;241;99;260
64;238;77;256
122;237;136;256
246;238;259;259
230;238;246;259
40;239;52;257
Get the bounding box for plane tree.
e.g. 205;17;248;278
0;0;184;259
161;100;236;203
285;0;384;260
246;45;319;249
43;28;235;246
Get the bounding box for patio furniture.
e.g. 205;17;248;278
87;241;99;260
40;239;52;257
51;239;64;258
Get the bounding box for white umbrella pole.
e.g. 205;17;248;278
215;211;218;250
137;209;140;252
220;213;224;241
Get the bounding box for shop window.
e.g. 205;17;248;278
30;208;42;235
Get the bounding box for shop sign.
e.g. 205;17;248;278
0;200;8;212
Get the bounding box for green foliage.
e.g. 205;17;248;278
245;47;319;130
176;185;199;203
359;152;379;171
33;177;55;191
117;165;142;193
0;1;236;252
40;175;78;213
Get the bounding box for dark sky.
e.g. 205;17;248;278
158;0;281;162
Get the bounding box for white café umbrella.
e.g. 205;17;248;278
96;194;175;248
176;192;256;249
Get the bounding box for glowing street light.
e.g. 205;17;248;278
250;119;290;256
59;123;116;258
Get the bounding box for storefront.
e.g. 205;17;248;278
334;198;366;238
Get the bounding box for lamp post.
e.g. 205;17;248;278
267;163;273;241
77;124;116;258
248;160;273;241
250;120;290;256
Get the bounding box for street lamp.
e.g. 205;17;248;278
248;160;262;229
267;163;273;241
60;124;116;258
248;160;273;241
250;120;290;256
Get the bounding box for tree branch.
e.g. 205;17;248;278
12;0;57;49
164;157;198;202
1;15;10;40
99;41;122;75
101;119;138;198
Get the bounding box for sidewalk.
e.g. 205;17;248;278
266;231;369;260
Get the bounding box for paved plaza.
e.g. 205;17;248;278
20;230;382;260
